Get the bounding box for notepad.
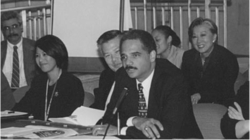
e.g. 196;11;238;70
49;106;104;126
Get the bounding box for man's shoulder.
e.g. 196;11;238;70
23;38;35;45
115;67;128;77
156;58;182;76
101;67;115;77
1;40;7;47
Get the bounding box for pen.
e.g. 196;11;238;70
7;111;15;114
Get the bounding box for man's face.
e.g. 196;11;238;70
2;18;23;45
101;36;122;72
121;39;156;82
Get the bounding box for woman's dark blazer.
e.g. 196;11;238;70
13;71;84;120
181;44;239;105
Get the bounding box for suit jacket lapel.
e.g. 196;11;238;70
23;38;35;84
1;41;7;69
147;64;162;118
126;78;139;116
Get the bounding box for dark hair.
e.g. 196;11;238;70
35;35;69;70
1;11;22;30
120;29;156;53
97;30;122;46
188;17;218;43
153;25;181;47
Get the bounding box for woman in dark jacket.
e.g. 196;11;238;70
182;17;239;105
14;35;84;121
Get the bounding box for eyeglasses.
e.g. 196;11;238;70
2;24;20;32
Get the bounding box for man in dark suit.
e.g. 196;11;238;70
90;30;123;110
1;11;37;102
93;30;202;139
1;71;16;111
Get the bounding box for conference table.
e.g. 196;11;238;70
1;113;121;139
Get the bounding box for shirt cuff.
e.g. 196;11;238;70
120;127;128;135
126;116;136;126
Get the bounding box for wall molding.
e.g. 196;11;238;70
68;57;107;74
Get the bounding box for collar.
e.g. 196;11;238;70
7;37;23;49
136;69;155;89
200;44;215;59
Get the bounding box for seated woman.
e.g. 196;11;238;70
151;25;185;68
221;81;249;139
181;17;239;105
13;35;85;121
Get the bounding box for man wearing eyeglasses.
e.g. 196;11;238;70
1;11;37;103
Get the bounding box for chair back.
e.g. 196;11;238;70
193;103;227;139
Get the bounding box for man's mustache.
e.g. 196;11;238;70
125;65;137;70
8;34;18;38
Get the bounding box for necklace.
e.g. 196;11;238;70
44;69;62;121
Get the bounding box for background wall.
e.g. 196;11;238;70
227;0;249;55
227;0;249;73
1;0;249;73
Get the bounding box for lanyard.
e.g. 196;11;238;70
44;70;61;121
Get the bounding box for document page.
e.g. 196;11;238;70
1;110;27;118
71;106;104;126
1;125;78;139
50;106;104;126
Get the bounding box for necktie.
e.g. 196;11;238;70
11;46;19;88
138;83;147;117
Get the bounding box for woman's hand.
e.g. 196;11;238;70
228;102;245;120
132;117;164;139
191;93;201;104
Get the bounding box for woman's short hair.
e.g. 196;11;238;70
153;25;181;47
120;29;156;53
35;35;69;70
188;17;218;43
1;11;22;29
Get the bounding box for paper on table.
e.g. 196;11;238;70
49;116;79;125
1;125;78;139
1;110;27;118
71;106;104;126
59;135;120;139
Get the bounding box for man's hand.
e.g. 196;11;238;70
92;124;118;136
132;117;164;139
228;102;245;120
191;93;201;104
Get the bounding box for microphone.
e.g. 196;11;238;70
112;87;128;115
103;87;128;140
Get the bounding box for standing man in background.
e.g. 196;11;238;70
90;30;123;110
1;11;37;102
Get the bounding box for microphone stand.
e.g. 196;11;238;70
102;88;128;140
117;112;120;135
102;115;114;140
